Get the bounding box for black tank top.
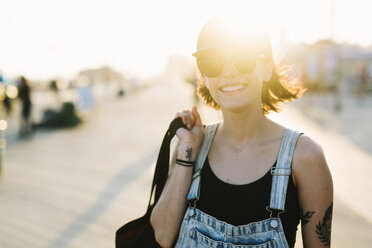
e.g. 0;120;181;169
196;157;300;248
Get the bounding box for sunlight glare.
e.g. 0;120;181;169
5;85;18;99
0;0;371;80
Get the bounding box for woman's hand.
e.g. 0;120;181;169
175;106;204;161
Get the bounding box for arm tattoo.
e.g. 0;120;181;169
315;202;333;247
300;208;316;226
186;147;193;161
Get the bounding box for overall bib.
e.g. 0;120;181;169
175;123;302;248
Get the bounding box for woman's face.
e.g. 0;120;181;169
203;55;273;112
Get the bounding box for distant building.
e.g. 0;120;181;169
286;40;372;93
78;66;126;86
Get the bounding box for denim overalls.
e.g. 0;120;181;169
175;123;302;248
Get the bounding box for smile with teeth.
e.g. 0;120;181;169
220;84;246;92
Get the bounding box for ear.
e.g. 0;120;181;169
262;62;274;82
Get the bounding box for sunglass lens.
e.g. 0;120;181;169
198;59;223;77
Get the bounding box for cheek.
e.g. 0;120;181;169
205;79;210;89
205;78;220;102
205;78;218;95
241;74;263;89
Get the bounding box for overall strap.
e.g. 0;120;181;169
269;129;302;211
187;122;219;205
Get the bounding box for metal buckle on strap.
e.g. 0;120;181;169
187;198;199;217
187;196;199;208
270;167;291;176
192;168;202;180
266;206;285;218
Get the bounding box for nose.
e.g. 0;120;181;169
221;57;238;75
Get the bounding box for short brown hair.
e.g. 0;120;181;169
196;61;305;114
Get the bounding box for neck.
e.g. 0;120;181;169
219;105;271;146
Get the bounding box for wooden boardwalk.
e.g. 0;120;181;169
0;81;371;247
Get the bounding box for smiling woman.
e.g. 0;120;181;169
150;14;334;248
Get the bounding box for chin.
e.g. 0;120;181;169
220;102;251;112
218;96;261;113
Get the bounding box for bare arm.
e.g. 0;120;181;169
150;106;203;248
292;135;334;248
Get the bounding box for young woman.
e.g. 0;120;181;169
150;15;333;248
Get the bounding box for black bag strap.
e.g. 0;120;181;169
146;117;186;212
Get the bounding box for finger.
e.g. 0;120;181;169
189;109;195;125
175;112;187;127
192;106;202;126
179;111;189;127
186;110;193;129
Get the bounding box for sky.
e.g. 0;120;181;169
0;0;371;80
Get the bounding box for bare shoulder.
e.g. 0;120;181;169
292;134;331;186
293;135;325;164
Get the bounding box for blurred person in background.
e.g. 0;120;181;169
151;15;333;248
356;62;369;102
3;86;15;116
0;71;16;116
17;76;33;137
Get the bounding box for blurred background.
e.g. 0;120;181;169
0;0;371;247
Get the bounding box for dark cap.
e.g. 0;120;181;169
192;15;273;60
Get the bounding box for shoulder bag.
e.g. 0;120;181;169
115;117;186;248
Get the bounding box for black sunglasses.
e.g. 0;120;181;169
197;54;265;78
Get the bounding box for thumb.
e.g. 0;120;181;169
192;105;202;126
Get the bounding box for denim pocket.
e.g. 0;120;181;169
191;228;278;248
